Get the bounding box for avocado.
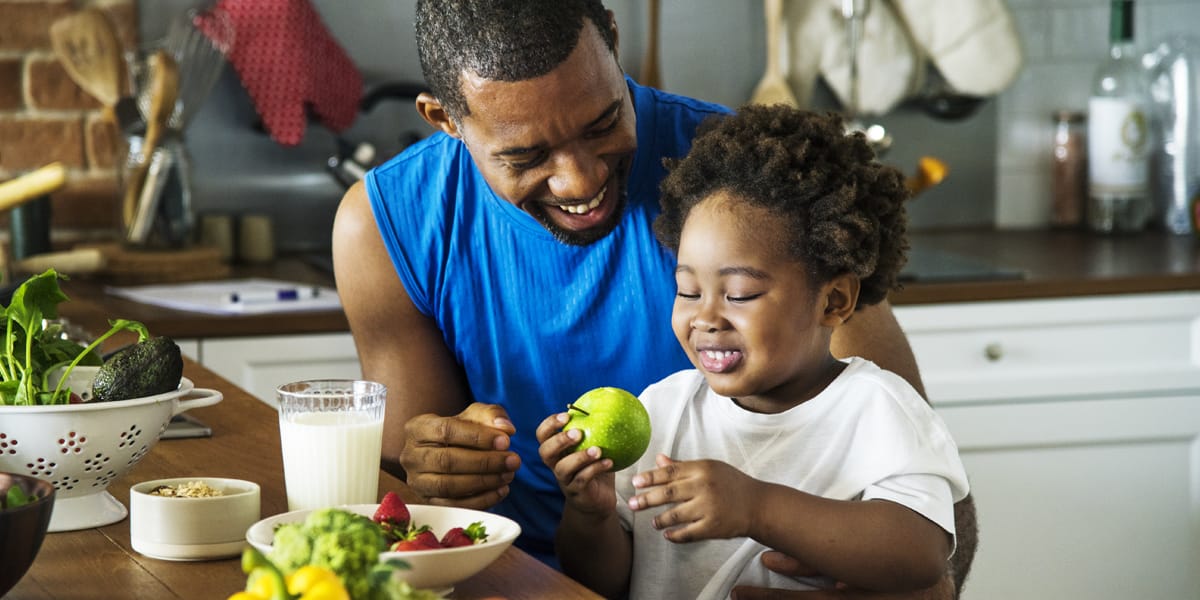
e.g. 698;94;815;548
91;336;184;402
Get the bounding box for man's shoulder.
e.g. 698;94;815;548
367;132;476;213
628;76;730;119
373;132;461;179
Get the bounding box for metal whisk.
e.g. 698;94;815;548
160;6;235;133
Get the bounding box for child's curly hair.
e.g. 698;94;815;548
653;106;908;308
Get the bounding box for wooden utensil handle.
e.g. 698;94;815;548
639;0;661;88
0;162;67;212
764;0;784;73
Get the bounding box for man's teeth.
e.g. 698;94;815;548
557;187;605;215
704;350;735;360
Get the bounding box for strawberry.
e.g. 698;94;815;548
373;491;411;541
391;528;439;552
440;521;489;548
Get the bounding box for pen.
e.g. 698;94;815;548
226;287;321;304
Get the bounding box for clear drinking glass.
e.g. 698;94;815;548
276;380;386;512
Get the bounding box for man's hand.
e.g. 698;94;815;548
730;552;957;600
399;402;521;510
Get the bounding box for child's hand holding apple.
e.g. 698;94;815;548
537;387;652;516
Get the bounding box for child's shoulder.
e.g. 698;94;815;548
839;357;927;407
641;368;705;397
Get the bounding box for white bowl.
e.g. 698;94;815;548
130;477;260;561
0;366;223;532
246;503;521;590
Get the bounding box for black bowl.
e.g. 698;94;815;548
0;473;56;596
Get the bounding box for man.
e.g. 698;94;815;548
332;1;977;597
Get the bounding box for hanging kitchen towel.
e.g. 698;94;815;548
890;0;1023;96
205;0;363;146
784;0;921;116
778;0;833;108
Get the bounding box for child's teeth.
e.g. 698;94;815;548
704;350;733;359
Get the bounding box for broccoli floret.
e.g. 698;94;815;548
303;507;377;536
270;508;387;599
310;528;386;599
269;522;313;573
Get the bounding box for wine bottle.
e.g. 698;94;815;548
1086;0;1152;233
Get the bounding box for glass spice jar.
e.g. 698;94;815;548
1051;110;1087;228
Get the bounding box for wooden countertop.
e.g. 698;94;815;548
55;230;1200;340
8;360;601;600
894;229;1200;304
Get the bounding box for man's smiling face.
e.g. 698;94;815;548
445;20;637;245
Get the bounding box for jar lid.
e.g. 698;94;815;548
1054;110;1085;122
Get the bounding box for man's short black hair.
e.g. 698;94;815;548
415;0;616;121
655;106;909;308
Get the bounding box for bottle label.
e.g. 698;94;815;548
1087;97;1150;196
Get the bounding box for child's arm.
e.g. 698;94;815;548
630;454;951;593
537;412;633;597
557;503;633;598
752;483;950;592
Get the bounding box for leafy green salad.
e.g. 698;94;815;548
1;485;39;511
0;269;149;406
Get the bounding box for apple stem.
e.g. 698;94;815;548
567;403;590;416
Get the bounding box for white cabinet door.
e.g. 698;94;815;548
197;333;361;407
940;393;1200;600
895;292;1200;600
176;338;200;362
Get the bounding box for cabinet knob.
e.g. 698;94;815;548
984;343;1004;362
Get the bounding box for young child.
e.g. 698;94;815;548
536;106;969;599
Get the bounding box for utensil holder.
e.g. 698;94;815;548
120;135;194;249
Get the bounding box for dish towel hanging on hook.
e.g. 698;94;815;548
204;0;363;146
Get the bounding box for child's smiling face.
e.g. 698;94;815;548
671;190;853;413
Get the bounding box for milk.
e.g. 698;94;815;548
279;411;384;511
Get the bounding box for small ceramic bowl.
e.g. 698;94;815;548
130;477;260;561
1;472;56;597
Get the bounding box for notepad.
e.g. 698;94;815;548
107;278;342;315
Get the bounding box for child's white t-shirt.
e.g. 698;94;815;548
615;357;970;600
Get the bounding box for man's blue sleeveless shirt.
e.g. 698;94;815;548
364;77;729;564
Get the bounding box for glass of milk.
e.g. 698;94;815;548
276;379;386;512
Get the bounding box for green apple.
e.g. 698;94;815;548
565;387;652;471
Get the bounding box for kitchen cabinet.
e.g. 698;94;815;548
894;291;1200;600
178;332;361;407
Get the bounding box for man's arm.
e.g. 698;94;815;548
831;300;926;398
333;182;519;511
830;300;978;598
333;181;474;476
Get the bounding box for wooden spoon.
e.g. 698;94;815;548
122;50;180;230
749;0;799;106
639;0;662;89
49;8;125;115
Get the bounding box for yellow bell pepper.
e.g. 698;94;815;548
227;547;291;600
227;548;349;600
286;566;350;600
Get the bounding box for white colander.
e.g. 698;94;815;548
0;366;222;532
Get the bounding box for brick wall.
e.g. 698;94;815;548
0;0;138;241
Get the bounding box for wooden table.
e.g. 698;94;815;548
8;362;600;600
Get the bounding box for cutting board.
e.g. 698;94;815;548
93;243;230;284
18;243;235;284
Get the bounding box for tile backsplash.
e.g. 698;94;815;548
5;0;1195;252
995;0;1200;228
